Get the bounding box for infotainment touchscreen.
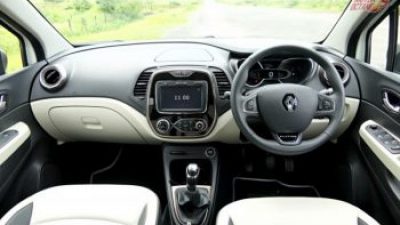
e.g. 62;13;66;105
155;81;208;113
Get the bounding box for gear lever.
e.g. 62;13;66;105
186;163;200;192
176;163;210;225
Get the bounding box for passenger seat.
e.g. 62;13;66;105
216;197;380;225
0;185;159;225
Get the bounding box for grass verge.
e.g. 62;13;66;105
1;0;200;74
217;0;349;12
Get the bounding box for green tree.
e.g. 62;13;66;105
96;0;118;14
116;0;142;19
44;0;64;3
72;0;92;12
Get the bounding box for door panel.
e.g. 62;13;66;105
346;58;400;122
0;62;49;213
346;57;400;225
0;62;45;117
0;122;30;166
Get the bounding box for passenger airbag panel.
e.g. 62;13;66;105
48;106;145;143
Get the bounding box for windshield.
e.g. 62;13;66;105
30;0;349;44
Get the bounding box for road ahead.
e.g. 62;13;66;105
165;0;341;41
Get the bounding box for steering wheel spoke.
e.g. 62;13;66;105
315;93;336;118
272;132;303;146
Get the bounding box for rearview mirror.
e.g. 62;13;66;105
0;49;7;75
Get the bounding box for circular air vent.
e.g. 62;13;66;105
319;63;350;87
39;64;67;91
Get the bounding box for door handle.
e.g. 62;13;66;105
0;94;6;113
383;90;400;113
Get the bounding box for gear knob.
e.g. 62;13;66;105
186;163;200;192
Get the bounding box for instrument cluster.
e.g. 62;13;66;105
237;57;316;86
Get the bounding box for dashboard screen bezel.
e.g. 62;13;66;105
155;80;208;114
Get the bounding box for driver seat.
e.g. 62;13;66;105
216;197;380;225
0;185;159;225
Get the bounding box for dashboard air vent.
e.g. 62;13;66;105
319;63;350;87
39;64;67;91
213;69;231;97
134;70;152;97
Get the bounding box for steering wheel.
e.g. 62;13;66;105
231;45;345;156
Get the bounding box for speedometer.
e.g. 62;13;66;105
279;58;314;83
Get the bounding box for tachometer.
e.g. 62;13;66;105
238;59;264;86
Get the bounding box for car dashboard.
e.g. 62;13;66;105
29;41;360;144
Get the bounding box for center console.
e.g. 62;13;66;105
163;145;218;225
147;68;217;138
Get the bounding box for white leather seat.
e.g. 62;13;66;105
217;197;380;225
0;185;159;225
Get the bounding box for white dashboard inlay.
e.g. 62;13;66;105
31;97;359;145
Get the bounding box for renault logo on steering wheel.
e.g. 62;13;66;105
283;94;298;112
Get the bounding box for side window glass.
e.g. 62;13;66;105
370;16;389;70
0;25;24;75
394;8;400;74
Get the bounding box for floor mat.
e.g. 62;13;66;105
233;177;320;201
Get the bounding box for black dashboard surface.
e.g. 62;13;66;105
30;41;360;115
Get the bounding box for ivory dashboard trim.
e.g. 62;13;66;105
31;97;359;145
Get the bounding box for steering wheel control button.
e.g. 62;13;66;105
156;119;171;134
246;99;256;111
318;95;334;112
244;96;258;114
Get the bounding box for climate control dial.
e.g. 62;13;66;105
195;120;207;132
156;119;171;134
